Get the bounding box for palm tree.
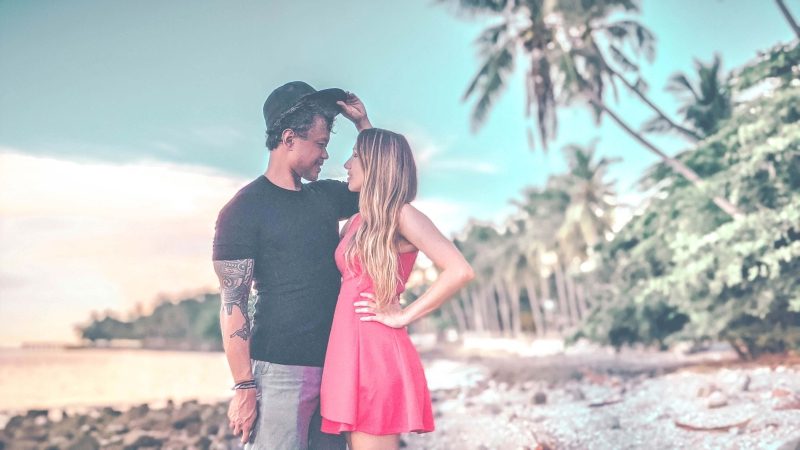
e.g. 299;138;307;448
775;0;800;39
643;55;732;138
554;141;619;267
439;0;743;218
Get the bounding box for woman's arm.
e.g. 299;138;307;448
356;204;474;327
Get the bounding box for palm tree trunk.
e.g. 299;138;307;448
500;281;522;337
539;271;553;333
495;280;513;337
505;279;523;337
467;287;485;332
565;274;581;322
577;283;590;317
589;96;744;219
524;275;546;336
607;66;702;142
450;297;469;333
552;263;571;329
776;0;800;39
484;284;503;335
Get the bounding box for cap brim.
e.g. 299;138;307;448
302;88;348;110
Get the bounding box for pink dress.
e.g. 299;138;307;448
320;213;434;435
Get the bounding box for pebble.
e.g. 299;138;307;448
708;391;729;408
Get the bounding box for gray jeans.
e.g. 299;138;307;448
245;360;346;450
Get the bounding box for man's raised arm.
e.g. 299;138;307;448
213;258;257;445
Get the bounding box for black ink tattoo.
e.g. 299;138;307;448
213;259;254;341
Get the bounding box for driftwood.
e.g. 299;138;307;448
588;398;623;408
674;417;751;432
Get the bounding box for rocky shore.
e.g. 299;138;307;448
2;348;799;449
406;349;800;449
1;400;238;450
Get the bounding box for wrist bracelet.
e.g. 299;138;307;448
232;380;257;390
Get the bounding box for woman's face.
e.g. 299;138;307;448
343;147;365;192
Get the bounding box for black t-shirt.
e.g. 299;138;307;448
212;176;358;367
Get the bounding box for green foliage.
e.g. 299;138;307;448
731;41;800;92
582;44;800;357
644;55;732;138
78;293;224;350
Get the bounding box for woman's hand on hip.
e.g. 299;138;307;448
354;292;408;328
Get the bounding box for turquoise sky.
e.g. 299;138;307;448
0;0;795;345
1;1;794;215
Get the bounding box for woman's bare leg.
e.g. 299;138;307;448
349;431;400;450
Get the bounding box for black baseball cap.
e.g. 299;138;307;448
263;81;347;131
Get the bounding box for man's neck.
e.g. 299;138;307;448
264;158;302;191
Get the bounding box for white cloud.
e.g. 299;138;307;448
412;197;472;238
0;149;483;346
404;131;499;176
0;150;246;345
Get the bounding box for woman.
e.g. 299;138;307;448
320;128;474;450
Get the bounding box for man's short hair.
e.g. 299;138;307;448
266;100;337;150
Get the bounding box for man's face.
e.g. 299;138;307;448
343;147;364;192
291;116;330;181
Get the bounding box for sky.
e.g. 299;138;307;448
0;0;795;346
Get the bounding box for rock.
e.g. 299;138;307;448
45;435;71;449
106;423;130;435
532;391;547;405
202;422;220;436
697;384;717;398
122;431;165;449
740;374;751;392
776;435;800;450
66;434;101;450
3;415;24;435
101;407;122;418
181;399;199;408
79;423;97;434
485;404;503;415
707;391;728;409
172;410;201;429
609;416;622;429
566;387;585;401
193;435;212;450
126;404;150;420
16;424;48;442
25;409;48;419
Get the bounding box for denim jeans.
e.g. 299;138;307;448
244;360;346;450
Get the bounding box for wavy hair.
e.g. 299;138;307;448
344;128;418;309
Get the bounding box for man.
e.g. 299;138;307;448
212;81;371;449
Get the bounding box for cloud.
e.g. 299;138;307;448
405;131;499;176
0;150;247;345
0;149;482;346
412;197;472;238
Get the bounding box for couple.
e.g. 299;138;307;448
212;81;474;450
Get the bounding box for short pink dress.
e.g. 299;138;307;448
320;213;434;435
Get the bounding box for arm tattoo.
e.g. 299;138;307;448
213;259;254;341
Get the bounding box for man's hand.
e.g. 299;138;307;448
228;388;258;444
337;93;372;132
354;293;408;328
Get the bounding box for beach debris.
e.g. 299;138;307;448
588;397;623;407
674;416;751;432
707;391;729;409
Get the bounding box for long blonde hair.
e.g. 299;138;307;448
344;128;418;309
